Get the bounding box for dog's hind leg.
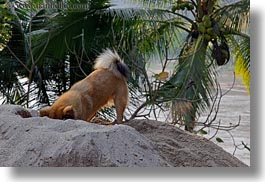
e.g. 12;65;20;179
114;101;126;124
114;88;128;124
86;112;97;122
80;95;97;122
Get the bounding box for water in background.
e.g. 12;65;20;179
199;69;250;166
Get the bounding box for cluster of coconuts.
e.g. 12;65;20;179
171;0;230;66
171;0;194;12
192;15;230;65
197;15;217;42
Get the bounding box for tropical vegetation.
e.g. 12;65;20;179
0;0;250;132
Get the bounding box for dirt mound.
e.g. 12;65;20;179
0;105;247;167
126;120;247;167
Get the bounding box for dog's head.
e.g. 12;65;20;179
40;105;75;120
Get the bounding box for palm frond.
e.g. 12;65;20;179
158;35;216;125
213;0;250;34
128;0;172;9
230;35;250;94
1;0;250;125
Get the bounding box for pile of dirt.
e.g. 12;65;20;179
125;120;247;167
0;105;247;167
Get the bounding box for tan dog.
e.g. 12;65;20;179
40;49;129;124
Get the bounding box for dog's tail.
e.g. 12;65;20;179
94;49;130;79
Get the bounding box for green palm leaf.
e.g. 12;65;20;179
213;0;250;33
1;0;250;125
212;0;250;93
231;35;250;94
158;35;216;129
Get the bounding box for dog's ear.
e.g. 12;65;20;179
62;105;75;120
39;106;51;117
